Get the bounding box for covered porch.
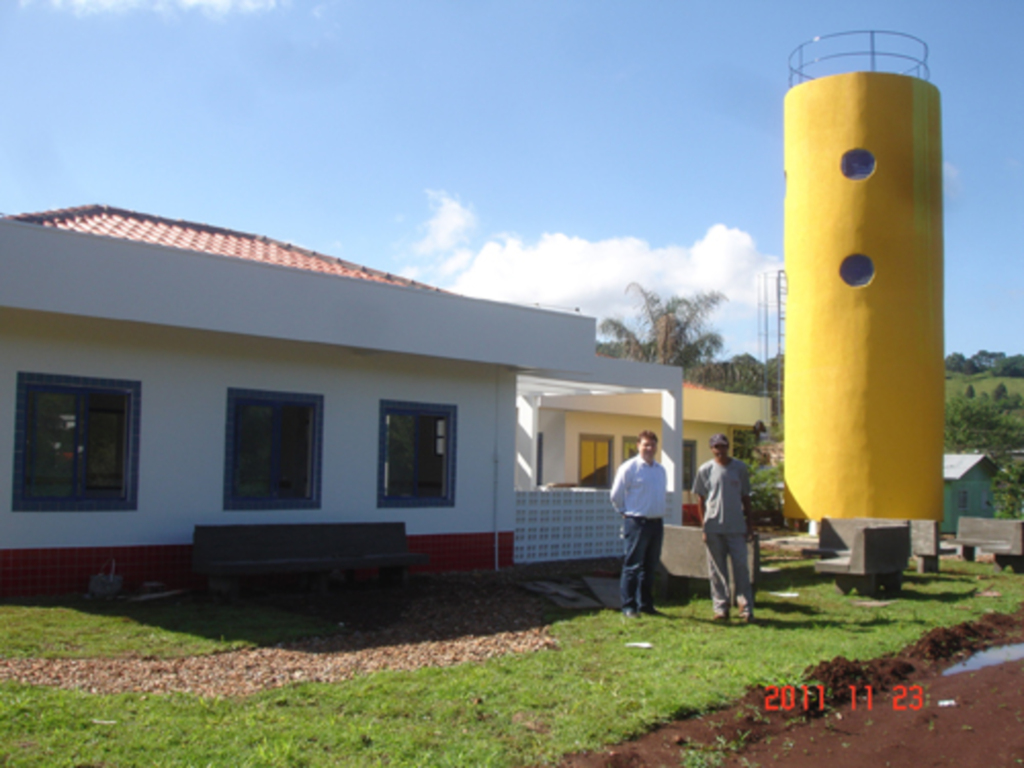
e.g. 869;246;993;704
514;358;682;564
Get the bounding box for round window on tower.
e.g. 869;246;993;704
839;254;875;287
841;149;876;180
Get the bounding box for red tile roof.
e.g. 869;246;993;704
6;204;440;292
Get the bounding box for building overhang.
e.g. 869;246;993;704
0;218;597;374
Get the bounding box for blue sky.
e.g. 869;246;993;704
2;0;1022;360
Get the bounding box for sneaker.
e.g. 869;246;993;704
640;607;666;617
622;609;640;619
742;615;757;624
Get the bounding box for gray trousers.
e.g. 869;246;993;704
705;533;754;617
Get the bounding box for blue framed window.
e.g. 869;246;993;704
224;388;323;510
378;400;456;507
13;373;141;512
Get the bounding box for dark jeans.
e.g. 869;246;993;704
620;516;664;612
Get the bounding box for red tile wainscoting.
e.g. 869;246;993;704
0;544;203;598
408;531;515;573
0;531;517;597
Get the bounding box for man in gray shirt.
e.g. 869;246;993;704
692;433;754;623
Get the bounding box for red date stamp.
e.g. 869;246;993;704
764;684;924;712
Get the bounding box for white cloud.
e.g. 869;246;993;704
21;0;277;14
449;225;779;319
399;193;780;355
412;221;780;320
413;190;477;256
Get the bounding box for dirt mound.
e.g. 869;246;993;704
803;656;915;708
904;613;1008;660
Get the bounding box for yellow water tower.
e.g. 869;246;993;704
783;31;944;523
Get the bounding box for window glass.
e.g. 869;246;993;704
379;401;456;507
579;435;613;488
235;404;274;498
225;389;322;510
957;489;970;511
25;391;77;498
536;432;544;486
279;405;312;498
14;373;139;511
840;254;875;287
841;149;876;180
385;412;417;497
84;393;128;494
683;440;697;491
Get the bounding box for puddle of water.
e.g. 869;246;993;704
942;643;1024;676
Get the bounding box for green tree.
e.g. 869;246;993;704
993;354;1024;378
598;284;726;369
993;461;1024;520
749;463;783;514
945;396;1024;461
945;352;967;373
965;384;976;399
970;350;1006;371
994;382;1009;401
689;353;764;394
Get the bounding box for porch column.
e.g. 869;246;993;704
660;387;683;525
515;394;541;490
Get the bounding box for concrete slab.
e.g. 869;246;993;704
521;580;603;609
582;576;622;610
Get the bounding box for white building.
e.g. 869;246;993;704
0;206;681;596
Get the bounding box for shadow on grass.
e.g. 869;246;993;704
0;560;617;653
0;591;339;648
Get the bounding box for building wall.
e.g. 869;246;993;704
942;466;997;533
0;307;516;567
682;386;766;427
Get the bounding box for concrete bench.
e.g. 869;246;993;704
909;519;945;574
192;522;430;598
949;518;1024;573
658;524;760;604
807;518;909;597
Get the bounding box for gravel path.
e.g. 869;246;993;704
0;629;557;698
0;562;599;699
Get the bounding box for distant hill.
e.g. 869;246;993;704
945;372;1024;419
945;372;1024;397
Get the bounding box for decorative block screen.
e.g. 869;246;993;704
514;489;673;564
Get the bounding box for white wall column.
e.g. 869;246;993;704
515;394;540;490
661;387;683;525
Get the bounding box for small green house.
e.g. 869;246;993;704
942;454;999;533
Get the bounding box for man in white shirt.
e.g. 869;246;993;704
611;430;668;618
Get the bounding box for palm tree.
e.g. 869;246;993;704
598;283;726;369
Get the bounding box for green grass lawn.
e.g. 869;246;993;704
945;372;1024;401
1;559;1022;767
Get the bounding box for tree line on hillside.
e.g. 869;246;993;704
946;350;1024;377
